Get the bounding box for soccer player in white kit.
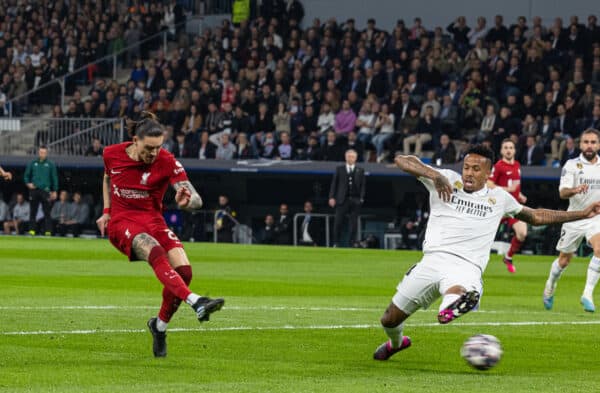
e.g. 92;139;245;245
374;144;600;361
543;129;600;312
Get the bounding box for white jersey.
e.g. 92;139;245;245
419;169;523;271
559;154;600;212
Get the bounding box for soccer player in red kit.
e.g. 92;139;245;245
96;112;224;357
487;139;528;273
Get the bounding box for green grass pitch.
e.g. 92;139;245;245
0;237;599;393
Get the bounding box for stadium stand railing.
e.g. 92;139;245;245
3;18;199;118
0;118;124;156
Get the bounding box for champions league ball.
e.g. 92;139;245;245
460;334;503;370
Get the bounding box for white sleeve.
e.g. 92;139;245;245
502;189;524;218
558;161;576;190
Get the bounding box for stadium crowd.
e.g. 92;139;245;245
3;5;599;167
0;0;187;115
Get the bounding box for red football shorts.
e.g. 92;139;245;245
501;217;520;228
108;214;183;261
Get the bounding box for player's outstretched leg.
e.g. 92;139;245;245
191;296;225;322
147;317;167;357
437;291;480;324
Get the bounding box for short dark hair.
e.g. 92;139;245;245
581;128;600;140
465;144;495;166
126;111;163;139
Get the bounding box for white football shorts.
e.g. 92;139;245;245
556;218;600;254
392;252;483;315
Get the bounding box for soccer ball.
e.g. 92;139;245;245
460;334;503;370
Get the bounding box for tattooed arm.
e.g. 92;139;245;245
394;155;453;202
173;180;203;211
132;233;160;261
515;202;600;226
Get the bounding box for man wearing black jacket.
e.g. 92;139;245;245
329;149;366;247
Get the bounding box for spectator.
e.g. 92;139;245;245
298;201;322;246
258;214;277;244
403;105;436;156
355;102;376;145
373;103;395;162
560;136;581;166
24;146;58;236
50;190;71;235
275;131;295;160
274;203;293;245
334;100;357;137
85;138;104;157
432;134;457;165
198;131;217;159
215;133;236;160
215;195;236;243
519;135;546;166
3;193;30;235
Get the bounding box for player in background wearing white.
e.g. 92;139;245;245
487;139;528;273
543;129;600;312
374;145;600;361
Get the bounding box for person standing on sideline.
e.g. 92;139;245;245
96;111;224;358
543;129;600;312
0;165;12;180
24;146;58;235
374;145;600;361
329;149;366;247
487;139;528;273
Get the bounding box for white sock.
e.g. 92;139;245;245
439;294;461;311
156;317;168;332
583;256;600;299
185;293;201;306
383;323;404;348
545;259;565;294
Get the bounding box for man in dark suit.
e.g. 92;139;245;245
329;149;366;247
298;201;323;246
274;203;293;245
519;135;546;166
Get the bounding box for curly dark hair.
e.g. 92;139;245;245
465;144;495;167
126;111;164;139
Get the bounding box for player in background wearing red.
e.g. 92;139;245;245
487;139;528;273
96;111;224;357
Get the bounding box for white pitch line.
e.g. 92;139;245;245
3;320;600;336
0;305;560;314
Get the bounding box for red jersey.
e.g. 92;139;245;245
103;142;188;219
489;159;521;200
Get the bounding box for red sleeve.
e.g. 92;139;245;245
489;162;501;183
167;154;189;185
103;147;112;176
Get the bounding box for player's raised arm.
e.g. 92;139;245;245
515;201;600;226
173;180;203;211
394;154;453;202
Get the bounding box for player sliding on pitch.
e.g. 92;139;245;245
374;145;600;361
97;111;224;358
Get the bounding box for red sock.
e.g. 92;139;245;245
148;246;192;302
158;265;193;323
507;237;523;259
